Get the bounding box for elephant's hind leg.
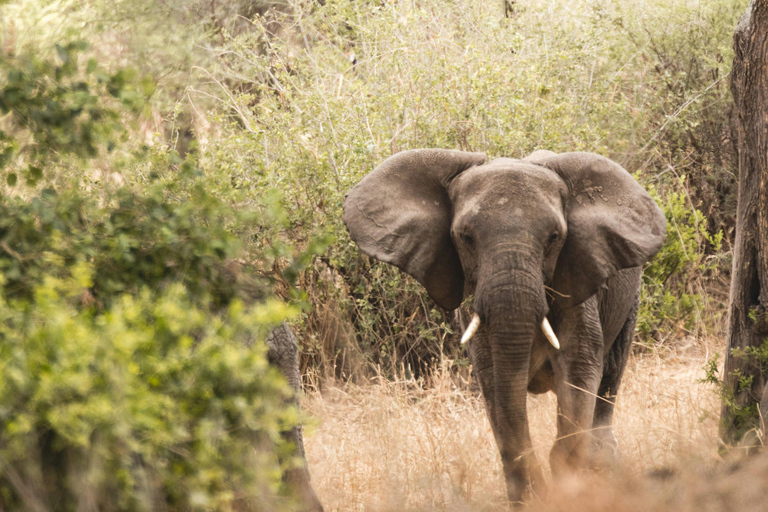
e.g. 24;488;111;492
591;294;639;467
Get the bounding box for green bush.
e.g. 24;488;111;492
0;38;319;311
0;274;299;511
0;38;322;509
0;40;152;186
0;177;256;308
638;176;722;342
1;0;745;374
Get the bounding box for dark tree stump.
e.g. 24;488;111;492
267;324;324;511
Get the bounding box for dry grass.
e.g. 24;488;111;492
301;342;768;511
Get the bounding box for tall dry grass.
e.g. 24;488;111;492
301;344;767;511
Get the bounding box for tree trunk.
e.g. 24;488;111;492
721;0;768;444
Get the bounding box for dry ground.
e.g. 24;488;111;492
302;343;768;511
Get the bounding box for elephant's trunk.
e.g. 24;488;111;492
476;267;548;502
466;248;558;348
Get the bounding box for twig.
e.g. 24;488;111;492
639;73;729;168
1;241;24;260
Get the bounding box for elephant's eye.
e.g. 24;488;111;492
546;231;559;247
461;232;475;249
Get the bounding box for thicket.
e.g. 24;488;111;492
197;0;742;372
0;40;319;510
3;0;746;376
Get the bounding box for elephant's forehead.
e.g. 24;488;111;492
450;160;564;207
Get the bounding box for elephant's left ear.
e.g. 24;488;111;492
531;152;666;305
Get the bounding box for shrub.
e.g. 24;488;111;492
0;39;322;509
638;176;722;343
1;0;746;374
0;40;151;186
0;274;299;511
0;177;256;308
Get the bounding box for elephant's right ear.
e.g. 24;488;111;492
343;149;486;310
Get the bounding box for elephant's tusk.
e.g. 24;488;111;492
461;313;481;344
541;317;560;350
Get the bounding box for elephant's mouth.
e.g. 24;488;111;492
460;312;560;349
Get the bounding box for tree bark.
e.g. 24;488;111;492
721;0;768;444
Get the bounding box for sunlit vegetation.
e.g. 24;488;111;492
0;0;752;509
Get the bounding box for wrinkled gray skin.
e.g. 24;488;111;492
343;149;666;503
267;323;324;512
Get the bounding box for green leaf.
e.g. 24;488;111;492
28;166;43;180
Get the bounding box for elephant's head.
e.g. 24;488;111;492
343;148;666;499
344;148;664;315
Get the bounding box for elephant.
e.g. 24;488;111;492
267;323;324;512
343;149;666;503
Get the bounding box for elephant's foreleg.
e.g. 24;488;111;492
550;299;604;475
591;295;638;465
267;323;324;512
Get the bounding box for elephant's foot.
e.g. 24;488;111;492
503;451;545;505
550;425;621;481
503;473;529;506
589;427;622;470
549;432;593;477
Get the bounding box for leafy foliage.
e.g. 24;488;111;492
2;0;741;376
701;338;768;444
0;35;320;509
192;0;739;370
638;177;723;342
0;41;152;185
0;176;254;308
0;274;298;511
